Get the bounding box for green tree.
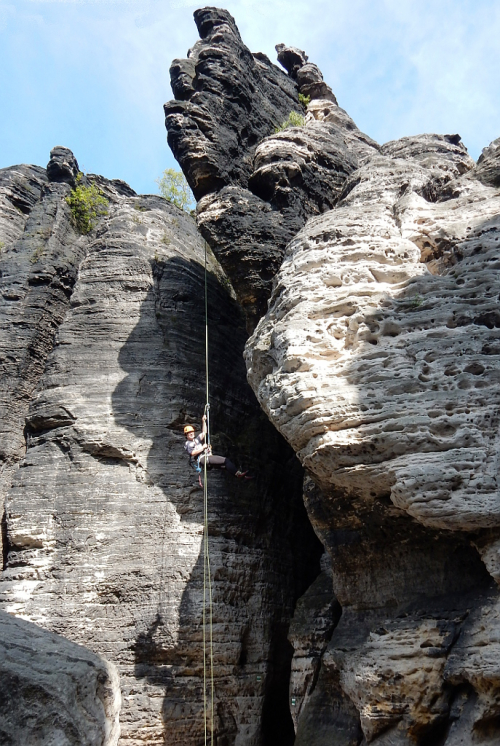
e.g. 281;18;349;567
156;168;194;212
65;174;108;234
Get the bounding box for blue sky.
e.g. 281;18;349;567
1;0;498;195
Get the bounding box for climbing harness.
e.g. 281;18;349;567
187;451;203;488
202;241;215;746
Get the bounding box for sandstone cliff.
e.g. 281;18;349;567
0;146;321;743
0;609;120;746
2;5;500;745
167;7;500;745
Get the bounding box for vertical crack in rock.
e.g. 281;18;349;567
288;552;342;734
1;509;8;571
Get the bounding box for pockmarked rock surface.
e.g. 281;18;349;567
0;608;120;746
164;8;500;744
3;7;500;746
0;147;322;746
165;8;375;326
245;126;500;742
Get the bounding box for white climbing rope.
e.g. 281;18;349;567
202;240;215;746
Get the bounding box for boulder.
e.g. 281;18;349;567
0;609;120;746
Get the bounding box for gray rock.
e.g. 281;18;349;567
0;609;120;746
166;10;365;328
249;123;357;216
46;146;80;186
276;45;337;103
245;120;500;742
288;559;341;732
0;162;87;559
164;8;299;200
197;185;303;324
275;44;309;79
475;136;500;188
0;148;322;744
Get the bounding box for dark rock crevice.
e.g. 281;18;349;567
1;510;8;571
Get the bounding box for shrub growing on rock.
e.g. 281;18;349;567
274;111;305;133
298;93;311;108
65;175;108;234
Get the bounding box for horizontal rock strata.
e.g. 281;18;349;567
245;131;500;741
0;147;322;745
164;8;500;744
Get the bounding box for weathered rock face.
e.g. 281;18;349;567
166;8;500;745
165;9;375;327
0;149;322;745
245;117;500;744
0;152;85;558
3;9;500;745
287;553;341;733
165;8;299;199
0;609;120;746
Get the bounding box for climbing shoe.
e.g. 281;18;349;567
236;471;254;480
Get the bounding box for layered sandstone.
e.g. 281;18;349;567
245;135;500;743
2;7;500;745
165;8;376;326
167;8;500;745
0;147;321;745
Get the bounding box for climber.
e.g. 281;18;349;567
184;415;252;478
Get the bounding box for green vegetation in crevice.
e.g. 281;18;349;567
274;111;305;133
298;93;311;109
66;174;109;234
30;246;45;264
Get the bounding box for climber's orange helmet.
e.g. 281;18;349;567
184;425;195;435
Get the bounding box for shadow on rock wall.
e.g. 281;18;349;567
112;255;322;745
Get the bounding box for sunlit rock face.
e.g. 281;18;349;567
0;149;322;745
246;132;500;741
163;8;500;744
246;137;500;532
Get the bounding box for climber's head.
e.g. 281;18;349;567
184;425;195;439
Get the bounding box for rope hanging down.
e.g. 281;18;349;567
202;241;215;746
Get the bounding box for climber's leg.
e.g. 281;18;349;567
199;454;237;475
